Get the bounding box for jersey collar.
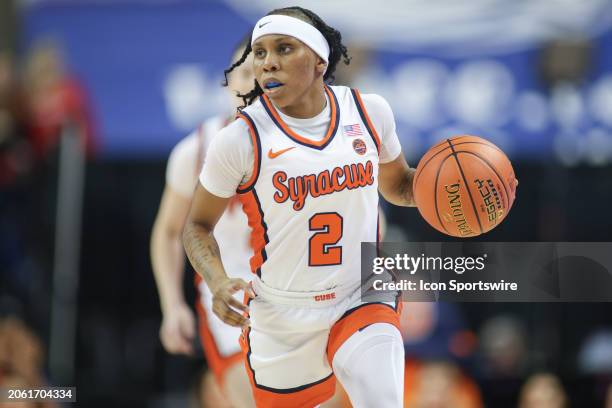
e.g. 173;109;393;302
260;85;340;150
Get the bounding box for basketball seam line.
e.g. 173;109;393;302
434;154;452;234
457;151;511;221
414;141;503;186
446;139;483;235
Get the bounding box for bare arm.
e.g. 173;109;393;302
183;184;253;328
150;186;191;312
378;153;417;207
150;185;196;354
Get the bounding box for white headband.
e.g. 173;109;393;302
251;15;330;66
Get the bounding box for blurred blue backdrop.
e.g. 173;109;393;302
22;0;612;162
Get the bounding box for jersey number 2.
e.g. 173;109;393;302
308;212;343;266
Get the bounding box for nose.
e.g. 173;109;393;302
262;53;279;72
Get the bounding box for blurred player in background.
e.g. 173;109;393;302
150;36;256;407
184;6;418;407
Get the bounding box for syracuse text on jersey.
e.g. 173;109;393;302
272;160;375;211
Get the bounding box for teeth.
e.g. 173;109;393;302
265;82;283;89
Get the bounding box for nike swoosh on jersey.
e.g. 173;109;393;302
268;147;296;159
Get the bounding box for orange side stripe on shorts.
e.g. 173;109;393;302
238;190;268;277
326;303;401;366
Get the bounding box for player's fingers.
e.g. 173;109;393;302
213;302;250;328
212;291;248;314
222;305;250;327
231;278;256;298
213;294;249;321
225;296;249;313
227;278;249;293
247;284;256;299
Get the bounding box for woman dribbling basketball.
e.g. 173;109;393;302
183;6;417;407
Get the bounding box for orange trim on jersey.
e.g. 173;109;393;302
352;88;382;154
261;86;339;149
236;112;261;193
326;303;401;366
237;190;268;277
193;274;244;387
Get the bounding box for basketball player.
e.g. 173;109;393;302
183;7;416;408
150;37;256;407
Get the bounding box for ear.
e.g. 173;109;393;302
315;57;327;76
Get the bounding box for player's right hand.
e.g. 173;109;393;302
160;303;196;355
211;278;254;329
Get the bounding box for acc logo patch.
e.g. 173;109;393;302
352;138;367;155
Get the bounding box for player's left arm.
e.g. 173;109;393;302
360;93;417;207
378;154;416;207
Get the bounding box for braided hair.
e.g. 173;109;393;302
223;6;351;109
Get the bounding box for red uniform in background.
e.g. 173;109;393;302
27;76;97;159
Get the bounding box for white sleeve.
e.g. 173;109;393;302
360;93;402;164
199;119;254;198
166;132;199;197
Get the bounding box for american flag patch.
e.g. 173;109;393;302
343;124;363;137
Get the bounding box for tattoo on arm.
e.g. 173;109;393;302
202;242;221;264
183;223;223;284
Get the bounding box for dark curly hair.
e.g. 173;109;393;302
222;6;351;109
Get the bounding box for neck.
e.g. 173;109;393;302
277;83;327;119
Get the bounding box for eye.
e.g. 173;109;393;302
253;48;266;58
279;45;292;54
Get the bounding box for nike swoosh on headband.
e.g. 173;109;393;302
258;21;271;28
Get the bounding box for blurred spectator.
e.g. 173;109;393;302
0;372;57;408
397;303;482;407
536;37;594;239
23;39;97;160
578;329;612;375
404;360;483;408
0;51;31;187
0;316;60;408
400;302;477;362
0;51;32;301
0;316;44;385
518;373;568;408
332;359;483;408
479;315;528;378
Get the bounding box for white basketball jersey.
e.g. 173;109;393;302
236;86;381;294
194;117;252;284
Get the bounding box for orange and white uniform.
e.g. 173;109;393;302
166;116;252;385
200;86;404;407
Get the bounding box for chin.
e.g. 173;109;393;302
268;93;291;107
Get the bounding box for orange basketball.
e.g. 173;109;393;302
413;135;517;237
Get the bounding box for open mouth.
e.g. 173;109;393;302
264;81;284;90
